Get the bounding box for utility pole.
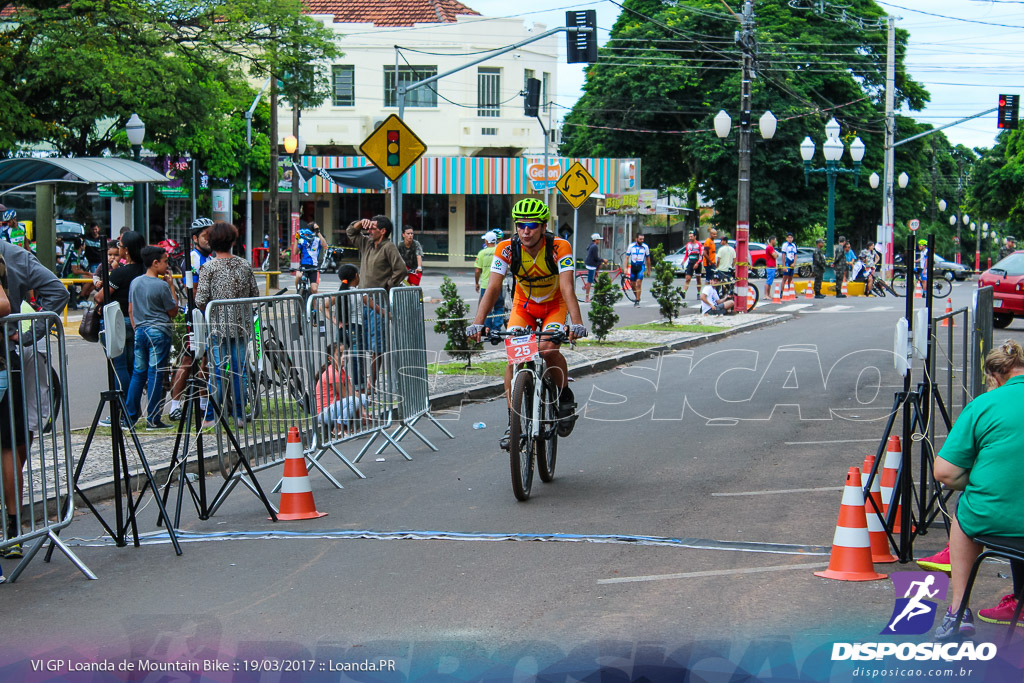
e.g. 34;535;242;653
881;16;896;278
734;0;755;312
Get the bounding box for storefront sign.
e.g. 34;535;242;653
527;160;562;191
605;193;639;215
637;189;658;215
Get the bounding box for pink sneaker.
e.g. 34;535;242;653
978;594;1024;626
916;544;951;573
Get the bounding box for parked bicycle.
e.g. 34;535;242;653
712;269;759;311
486;328;568;501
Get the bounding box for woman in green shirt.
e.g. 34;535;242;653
933;340;1024;639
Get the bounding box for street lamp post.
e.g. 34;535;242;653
800;118;864;281
870;170;908;276
715;108;776;311
283;133;305;268
245;78;272;264
126;113;146;240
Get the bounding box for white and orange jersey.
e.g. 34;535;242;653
491;236;574;303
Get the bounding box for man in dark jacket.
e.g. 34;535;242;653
999;236;1017;263
833;236;848;298
812;237;827;299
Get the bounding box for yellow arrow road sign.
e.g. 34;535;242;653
557;161;598;209
359;114;427;182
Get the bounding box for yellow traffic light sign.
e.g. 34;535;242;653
359;114;427;182
557;161;598;209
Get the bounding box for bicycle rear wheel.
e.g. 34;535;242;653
536;377;558;483
932;278;952;298
509;370;535;501
890;274;907;297
620;274;638;303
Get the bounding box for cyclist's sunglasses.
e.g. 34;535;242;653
515;221;543;232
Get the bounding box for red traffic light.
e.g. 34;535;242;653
1000;98;1007;107
387;131;399;143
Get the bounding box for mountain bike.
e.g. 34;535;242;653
713;269;759;311
486;329;567;501
574;264;638;303
889;270;952;298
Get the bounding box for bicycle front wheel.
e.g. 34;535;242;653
889;274;907;297
620;274;638;303
575;272;588;302
509;370;535;501
932;278;952;298
744;283;759;312
536;377;558;483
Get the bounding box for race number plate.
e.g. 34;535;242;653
505;334;538;365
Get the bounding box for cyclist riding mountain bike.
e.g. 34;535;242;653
167;217;213;423
296;226;327;295
916;239;930;282
467;198;587;448
625;234;652;306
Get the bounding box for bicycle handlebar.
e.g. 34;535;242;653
485;329;567;346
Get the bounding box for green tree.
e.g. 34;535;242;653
0;0;338;218
560;0;932;245
649;244;684;323
434;276;481;367
588;272;622;341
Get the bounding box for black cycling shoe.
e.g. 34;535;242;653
556;386;578;437
500;427;511;451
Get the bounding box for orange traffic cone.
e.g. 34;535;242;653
785;281;796;301
841;278;849;297
879;435;906;534
275;426;328;521
914;280;923;299
815;467;888;582
772;282;782;304
941;298;953;327
862;455;898;563
805;282;814;299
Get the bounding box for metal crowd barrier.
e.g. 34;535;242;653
0;312;93;582
971;286;994;398
305;288;410;472
201;294;331;514
376;286;453;454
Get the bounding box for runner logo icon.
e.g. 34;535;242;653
881;571;949;635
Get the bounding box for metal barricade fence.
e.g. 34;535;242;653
201;294;330;513
0;312;94;581
305;288;410;471
928;305;971;434
379;286;453;453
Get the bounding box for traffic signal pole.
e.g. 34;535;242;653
391;23;593;244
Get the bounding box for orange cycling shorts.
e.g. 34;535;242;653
507;297;568;337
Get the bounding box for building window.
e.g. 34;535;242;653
384;66;438;108
401;194;449;260
465;195;512;261
523;68;535;90
332;65;354;106
542;72;551;113
481;127;497;136
477;67;501;118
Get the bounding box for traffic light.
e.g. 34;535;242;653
998;94;1019;130
566;10;597;64
386;130;400;166
524;78;541;118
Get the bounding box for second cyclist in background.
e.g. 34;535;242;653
296;225;327;295
625;233;652;307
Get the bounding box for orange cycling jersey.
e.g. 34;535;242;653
490;237;574;304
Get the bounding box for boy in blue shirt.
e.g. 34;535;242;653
295;225;327;294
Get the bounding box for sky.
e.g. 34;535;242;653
466;0;1024;152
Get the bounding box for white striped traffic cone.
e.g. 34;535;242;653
841;278;849;297
772;282;782;304
815;467;887;582
275;426;328;521
805;282;814;299
862;455;898;563
879;435;906;534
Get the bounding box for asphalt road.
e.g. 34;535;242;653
4;277;1019;680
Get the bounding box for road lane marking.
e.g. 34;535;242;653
815;305;852;312
712;486;843;497
784;438;877;445
597;561;829;585
776;303;813;312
